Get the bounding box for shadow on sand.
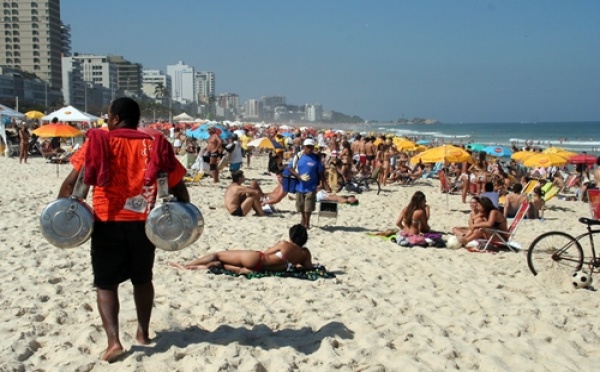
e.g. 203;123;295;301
127;321;354;358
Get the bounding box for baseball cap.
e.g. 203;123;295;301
303;138;315;146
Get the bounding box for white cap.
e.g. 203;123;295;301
303;138;315;146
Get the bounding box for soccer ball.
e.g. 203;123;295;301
446;236;462;250
572;271;592;289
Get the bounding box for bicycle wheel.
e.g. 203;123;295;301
527;231;584;276
359;177;381;195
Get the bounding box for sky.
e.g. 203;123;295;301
62;0;600;123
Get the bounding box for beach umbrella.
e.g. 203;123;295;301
186;123;231;140
247;137;283;150
416;139;430;145
410;144;472;164
393;138;418;151
25;110;45;119
542;147;566;154
511;150;535;162
522;153;568;168
568;153;597;166
32;123;83;138
466;143;486;152
484;145;512;158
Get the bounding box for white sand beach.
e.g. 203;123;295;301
1;154;599;371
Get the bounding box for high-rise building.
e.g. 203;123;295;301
72;54;117;91
305;104;323;122
61;56;84;107
108;55;143;96
142;69;171;102
244;99;262;120
166;61;194;103
0;0;63;88
194;71;214;103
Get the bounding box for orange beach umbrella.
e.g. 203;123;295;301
32;123;83;138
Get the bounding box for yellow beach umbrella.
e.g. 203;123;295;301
542;147;566;154
522;153;568;168
25;110;45;119
373;137;384;147
393;138;418;151
410;144;471;164
511;150;535;162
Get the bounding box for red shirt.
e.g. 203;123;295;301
71;138;186;221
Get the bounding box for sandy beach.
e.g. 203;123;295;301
1;154;599;371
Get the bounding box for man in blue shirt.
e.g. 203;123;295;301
288;138;325;229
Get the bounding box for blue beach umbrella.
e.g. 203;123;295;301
484;145;512;157
186;124;231;140
416;139;430;145
466;143;487;152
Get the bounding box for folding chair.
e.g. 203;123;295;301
558;174;579;200
522;180;539;195
543;186;560;202
479;201;529;252
438;170;458;194
317;201;338;225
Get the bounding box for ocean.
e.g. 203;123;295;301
362;121;600;154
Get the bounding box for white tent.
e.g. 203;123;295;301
0;104;25;118
41;105;99;123
173;112;194;121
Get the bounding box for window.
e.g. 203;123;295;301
32;30;38;35
33;57;39;63
13;51;19;56
31;23;37;29
34;65;40;70
11;9;16;15
3;9;9;15
5;44;10;49
31;2;37;8
31;16;37;22
11;15;16;21
31;9;37;15
5;58;11;63
4;30;10;35
12;44;18;49
11;37;17;42
14;58;20;64
33;51;39;56
5;51;11;57
4;37;10;43
32;36;38;42
3;16;9;21
12;23;17;29
12;30;17;35
33;43;39;49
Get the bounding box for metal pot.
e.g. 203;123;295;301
145;201;204;251
144;172;204;251
40;197;94;248
40;168;93;249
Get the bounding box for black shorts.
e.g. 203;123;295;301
231;206;244;217
91;221;156;289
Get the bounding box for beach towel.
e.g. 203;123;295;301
208;265;336;281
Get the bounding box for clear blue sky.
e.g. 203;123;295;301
62;0;599;123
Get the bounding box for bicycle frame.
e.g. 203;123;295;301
572;227;600;269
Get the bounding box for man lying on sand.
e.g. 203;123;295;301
170;225;312;274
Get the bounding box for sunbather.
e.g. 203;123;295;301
456;196;508;246
169;224;312;274
396;191;430;235
316;186;359;205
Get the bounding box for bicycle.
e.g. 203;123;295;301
327;166;381;195
527;217;600;276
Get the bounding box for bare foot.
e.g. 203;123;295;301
136;328;152;345
102;344;125;363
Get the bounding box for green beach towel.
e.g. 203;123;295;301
208;265;336;281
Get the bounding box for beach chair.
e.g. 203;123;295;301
522;180;539;195
438;170;458;194
543;186;560;202
478;201;529;252
317;201;338;225
588;189;600;220
558;174;579;200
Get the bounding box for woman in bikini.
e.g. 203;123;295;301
395;191;430;235
457;196;508;246
339;140;353;183
170;225;313;274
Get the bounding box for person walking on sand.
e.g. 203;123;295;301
287;138;325;229
57;97;189;362
206;126;223;183
224;170;265;217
